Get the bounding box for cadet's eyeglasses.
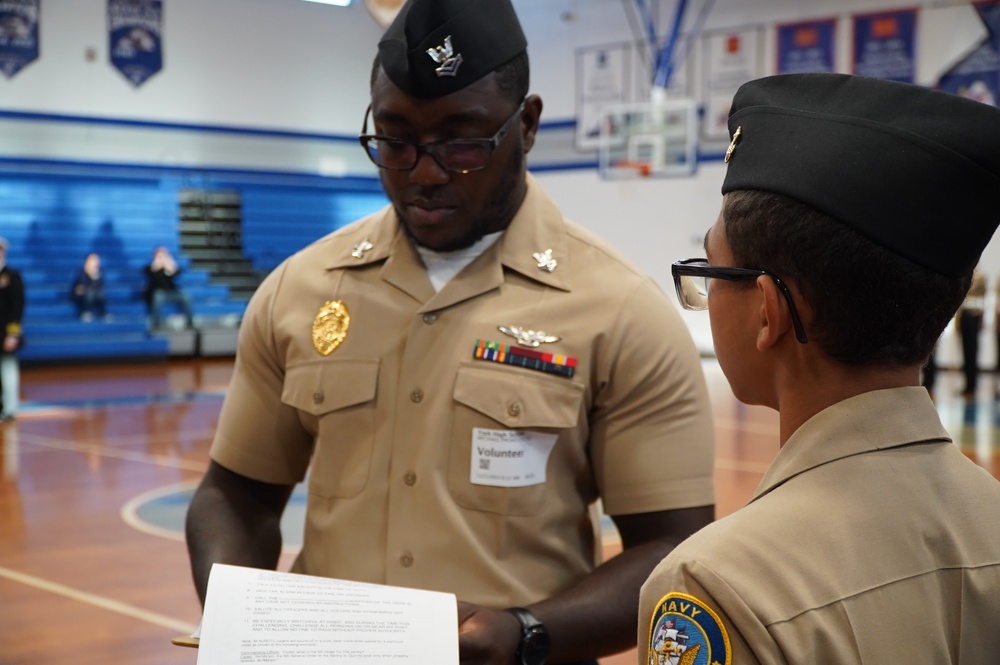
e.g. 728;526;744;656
671;258;809;344
359;100;526;174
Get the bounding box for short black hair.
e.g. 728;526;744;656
723;189;972;366
370;50;529;105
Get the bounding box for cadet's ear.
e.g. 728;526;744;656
756;276;795;351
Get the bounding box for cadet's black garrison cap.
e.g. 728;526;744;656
722;73;1000;278
377;0;527;98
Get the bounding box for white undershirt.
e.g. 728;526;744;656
416;231;503;292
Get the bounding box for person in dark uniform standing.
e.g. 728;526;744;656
643;74;1000;663
0;237;25;422
957;268;986;397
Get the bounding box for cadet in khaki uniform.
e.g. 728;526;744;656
185;1;716;663
642;74;1000;663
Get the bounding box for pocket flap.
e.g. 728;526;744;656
453;364;583;429
282;358;380;416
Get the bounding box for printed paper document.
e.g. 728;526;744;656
196;564;458;665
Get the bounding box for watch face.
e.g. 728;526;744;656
522;627;551;665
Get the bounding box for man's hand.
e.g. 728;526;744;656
457;601;522;665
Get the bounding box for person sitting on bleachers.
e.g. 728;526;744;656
144;246;194;329
71;253;110;322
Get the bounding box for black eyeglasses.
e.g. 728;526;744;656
672;258;808;344
358;100;526;174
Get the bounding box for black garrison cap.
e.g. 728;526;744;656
377;0;527;98
722;73;1000;278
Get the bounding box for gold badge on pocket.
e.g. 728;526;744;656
312;301;350;356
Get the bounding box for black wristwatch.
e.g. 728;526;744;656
505;607;551;665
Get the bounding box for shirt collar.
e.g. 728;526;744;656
495;173;571;292
751;387;952;503
323;173;572;292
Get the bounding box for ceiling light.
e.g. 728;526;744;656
302;0;352;6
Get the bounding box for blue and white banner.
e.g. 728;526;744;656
777;18;836;74
0;0;39;79
853;8;918;83
938;2;1000;107
108;0;162;88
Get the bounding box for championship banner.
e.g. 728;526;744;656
852;8;918;83
701;26;764;141
937;1;999;107
108;0;162;87
0;0;39;79
777;18;836;74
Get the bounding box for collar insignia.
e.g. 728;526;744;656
532;249;558;272
426;35;463;77
725;126;742;163
498;325;561;347
351;238;374;259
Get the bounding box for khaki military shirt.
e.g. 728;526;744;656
211;177;715;606
639;387;1000;664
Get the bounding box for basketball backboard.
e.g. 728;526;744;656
596;98;699;179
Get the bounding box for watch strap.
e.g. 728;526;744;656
505;607;549;665
505;606;543;632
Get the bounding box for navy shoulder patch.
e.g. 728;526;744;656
646;592;731;665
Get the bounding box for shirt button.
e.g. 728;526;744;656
410;389;424;403
422;313;438;325
508;402;522;417
404;472;417;486
400;552;414;567
312;392;324;404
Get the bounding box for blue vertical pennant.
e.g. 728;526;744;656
0;0;40;79
937;2;1000;107
108;0;162;88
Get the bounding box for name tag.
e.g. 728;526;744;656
470;428;557;488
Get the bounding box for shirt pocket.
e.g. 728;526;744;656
282;358;380;499
448;364;585;516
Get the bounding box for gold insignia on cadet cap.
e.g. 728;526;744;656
499;325;561;347
351;238;374;259
312;301;350;356
724;126;742;163
532;249;558;272
426;35;463;77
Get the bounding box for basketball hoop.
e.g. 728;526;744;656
611;160;654;177
596;99;699;179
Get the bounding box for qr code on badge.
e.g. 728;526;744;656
479;459;491;470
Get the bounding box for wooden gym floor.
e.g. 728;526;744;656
0;357;996;665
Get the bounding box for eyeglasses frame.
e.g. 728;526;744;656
671;258;809;344
358;99;527;174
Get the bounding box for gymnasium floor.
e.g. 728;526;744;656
0;357;995;665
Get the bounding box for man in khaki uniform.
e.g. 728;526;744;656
642;74;1000;663
185;0;716;663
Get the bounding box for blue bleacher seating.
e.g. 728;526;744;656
1;169;384;362
0;174;247;362
242;188;387;274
